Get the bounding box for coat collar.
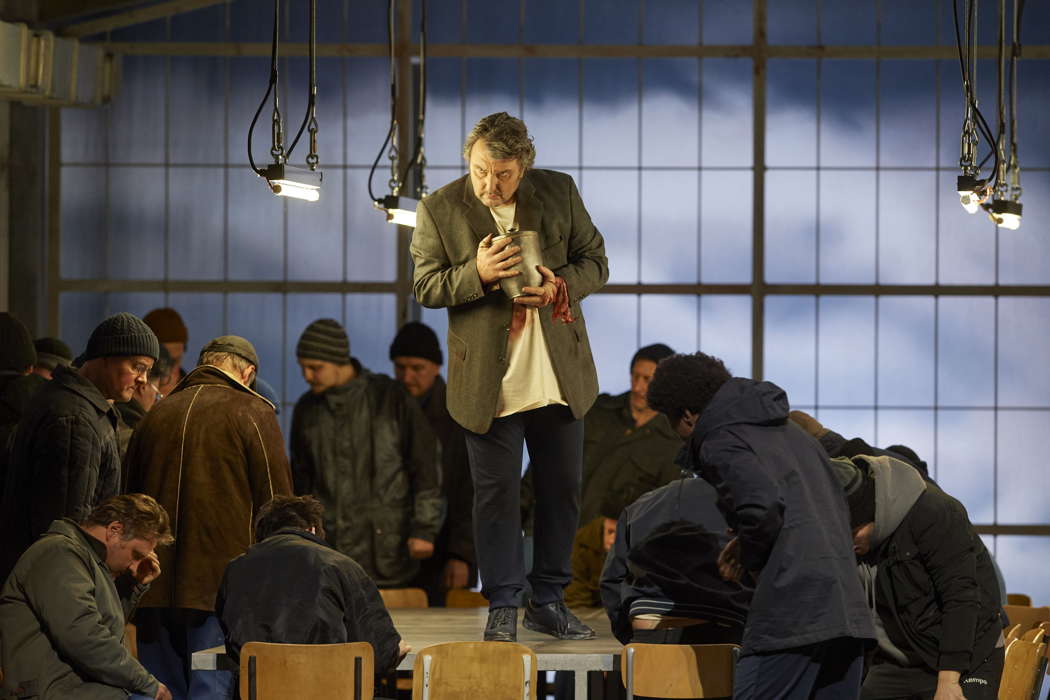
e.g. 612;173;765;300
171;365;274;409
51;365;114;416
458;171;544;242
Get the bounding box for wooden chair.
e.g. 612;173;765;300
445;588;488;608
1005;623;1023;645
124;623;138;659
239;642;374;700
1003;605;1050;632
412;641;537;700
1008;593;1033;606
379;587;429;609
999;638;1047;700
620;643;739;700
1021;628;1045;644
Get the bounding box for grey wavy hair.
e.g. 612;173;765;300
462;112;536;170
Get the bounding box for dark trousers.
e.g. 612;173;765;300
464;404;583;609
734;637;865;700
135;607;234;700
860;647;1004;700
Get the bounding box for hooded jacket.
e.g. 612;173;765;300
0;366;121;582
0;519;158;699
600;477;752;644
124;365;293;612
216;528;403;675
290;363;443;587
684;378;875;654
853;455;1005;674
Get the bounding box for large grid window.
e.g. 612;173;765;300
54;0;1050;600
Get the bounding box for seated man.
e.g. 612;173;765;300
832;455;1006;700
0;493;174;700
600;477;752;646
216;495;409;681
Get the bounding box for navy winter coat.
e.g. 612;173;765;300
684;378;875;654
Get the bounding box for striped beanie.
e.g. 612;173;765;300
296;319;351;365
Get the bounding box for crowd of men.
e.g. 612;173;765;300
0;110;1008;700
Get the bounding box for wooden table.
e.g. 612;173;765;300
192;606;622;697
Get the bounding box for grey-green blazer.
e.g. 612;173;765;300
410;169;609;434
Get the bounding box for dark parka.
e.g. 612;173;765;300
685;378;875;654
600;478;752;645
125;365;293;612
0;519;158;699
579;391;683;524
291;364;443;588
410;169;609;434
852;455;1005;675
0;366;121;582
216;529;403;675
0;372;46;500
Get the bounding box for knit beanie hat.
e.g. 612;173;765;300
296;319;351;365
200;335;259;369
829;457;877;529
143;307;188;344
630;343;675;369
389;321;443;366
0;313;37;372
34;337;73;371
77;312;160;365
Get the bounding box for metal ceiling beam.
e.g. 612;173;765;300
91;41;1050;60
39;0;143;24
62;0;228;38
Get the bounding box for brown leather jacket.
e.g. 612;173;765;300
125;365;293;611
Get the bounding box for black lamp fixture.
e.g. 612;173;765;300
370;0;428;228
248;0;322;203
952;0;1023;228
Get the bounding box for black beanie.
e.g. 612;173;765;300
389;321;443;366
829;457;877;529
34;337;73;371
0;313;37;372
296;319;351;365
76;312;159;366
630;343;675;370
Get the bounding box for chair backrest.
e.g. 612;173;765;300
380;587;429;609
998;638;1047;700
1006;623;1024;645
620;643;739;699
445;588;488;608
124;623;138;659
1003;606;1050;632
411;641;537;700
239;642;374;700
1021;628;1046;644
1008;593;1033;606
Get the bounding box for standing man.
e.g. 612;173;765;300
410;112;609;641
291;318;443;589
389;320;476;604
646;352;875;699
143;308;188;397
125;335;292;700
0;493;174;700
0;314;46;492
31;337;74;380
0;312;158;582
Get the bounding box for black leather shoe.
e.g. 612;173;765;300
484;606;518;642
522;599;596;640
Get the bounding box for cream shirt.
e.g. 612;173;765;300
489;202;567;417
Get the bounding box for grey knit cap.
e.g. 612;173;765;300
34;337;73;371
77;312;160;365
296;319;351;364
0;313;36;372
